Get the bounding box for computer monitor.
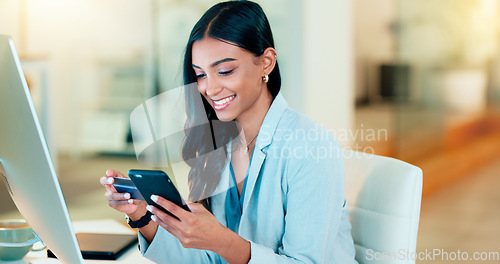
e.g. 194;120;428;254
0;35;84;263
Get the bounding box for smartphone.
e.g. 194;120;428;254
112;177;145;201
128;169;190;217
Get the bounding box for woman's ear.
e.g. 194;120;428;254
261;47;277;76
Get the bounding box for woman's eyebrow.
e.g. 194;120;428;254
192;58;236;69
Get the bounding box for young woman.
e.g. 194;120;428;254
101;1;357;263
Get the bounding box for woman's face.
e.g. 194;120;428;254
192;37;272;122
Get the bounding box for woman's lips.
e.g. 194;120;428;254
212;95;236;110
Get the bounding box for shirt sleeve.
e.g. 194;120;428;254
248;139;356;264
138;225;220;264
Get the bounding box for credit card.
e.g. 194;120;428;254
112;177;145;201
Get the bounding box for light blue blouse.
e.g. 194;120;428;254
225;152;252;233
138;92;358;264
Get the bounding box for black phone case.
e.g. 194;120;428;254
128;169;191;217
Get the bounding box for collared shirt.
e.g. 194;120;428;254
139;92;358;264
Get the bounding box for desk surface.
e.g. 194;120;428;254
0;219;154;264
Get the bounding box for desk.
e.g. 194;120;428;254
0;219;154;264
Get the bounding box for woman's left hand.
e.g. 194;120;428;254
147;195;228;252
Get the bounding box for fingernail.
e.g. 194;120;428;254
150;195;158;202
107;178;113;184
146;205;153;212
124;193;131;199
151;215;157;222
128;199;133;204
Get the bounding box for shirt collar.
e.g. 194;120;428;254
255;92;288;150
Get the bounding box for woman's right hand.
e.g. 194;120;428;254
100;169;147;216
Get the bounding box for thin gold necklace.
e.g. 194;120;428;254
243;134;258;155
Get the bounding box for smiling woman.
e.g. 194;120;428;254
191;37;275;121
181;0;280;217
101;1;357;264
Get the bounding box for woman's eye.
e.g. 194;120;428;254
219;69;234;76
196;73;206;79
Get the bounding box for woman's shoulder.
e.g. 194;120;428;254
266;107;343;171
272;108;345;187
276;107;339;146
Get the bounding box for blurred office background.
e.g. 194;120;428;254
0;0;499;263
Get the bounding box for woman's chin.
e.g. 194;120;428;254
215;110;237;122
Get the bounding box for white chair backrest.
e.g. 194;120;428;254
343;150;423;264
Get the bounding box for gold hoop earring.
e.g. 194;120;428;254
263;74;269;83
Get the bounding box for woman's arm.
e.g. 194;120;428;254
100;170;159;243
126;206;158;243
247;152;352;263
102;170;215;263
147;141;356;264
246;140;356;264
212;228;251;264
147;196;251;264
129;198;220;264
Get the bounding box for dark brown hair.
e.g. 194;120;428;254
182;0;281;211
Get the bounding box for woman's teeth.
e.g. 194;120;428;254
214;95;235;106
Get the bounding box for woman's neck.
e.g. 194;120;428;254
236;88;273;145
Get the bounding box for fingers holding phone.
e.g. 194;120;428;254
99;169;124;192
112;177;145;201
100;169;145;215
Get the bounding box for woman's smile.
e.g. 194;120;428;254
192;37;274;122
212;95;236;110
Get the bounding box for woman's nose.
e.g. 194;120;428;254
205;77;223;97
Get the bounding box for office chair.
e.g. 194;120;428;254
343;150;423;264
